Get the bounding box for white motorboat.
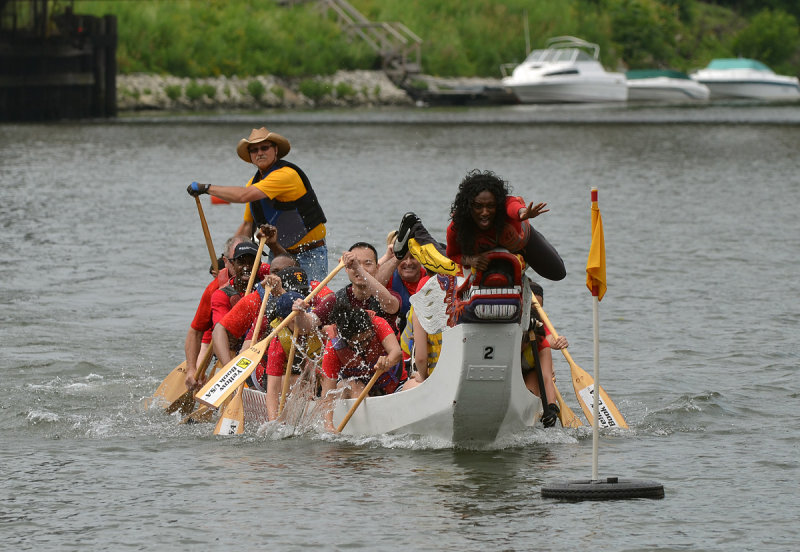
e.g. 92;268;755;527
690;58;800;101
501;36;627;103
243;251;544;447
626;69;710;102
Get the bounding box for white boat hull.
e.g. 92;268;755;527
700;80;800;100
332;322;540;446
691;67;800;100
627;78;710;102
505;76;628;103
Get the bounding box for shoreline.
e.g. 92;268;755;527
117;70;414;111
116;71;510;111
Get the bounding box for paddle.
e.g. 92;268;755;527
195;261;345;409
195;196;218;274
552;380;583;428
530;295;628;429
147;196;219;409
335;366;387;433
164;342;215;415
278;326;301;416
213;239;267;435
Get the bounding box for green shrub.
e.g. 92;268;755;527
270;85;285;100
165;84;182;101
299;79;332;100
247;79;266;101
335;81;356;98
733;9;800;74
201;83;216;99
185;80;204;100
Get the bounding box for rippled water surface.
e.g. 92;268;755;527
1;103;799;551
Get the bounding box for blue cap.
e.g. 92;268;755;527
275;291;303;319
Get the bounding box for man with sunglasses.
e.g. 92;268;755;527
187;126;328;282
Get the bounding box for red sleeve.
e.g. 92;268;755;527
190;278;219;332
265;337;288;377
372;315;394;341
537;336;551;351
506;196;526;220
320;339;341;379
445;222;462;263
309;281;333;307
415;275;431;293
218;291;260;338
210;289;233;327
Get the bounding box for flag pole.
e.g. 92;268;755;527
540;187;664;501
591;187;601;481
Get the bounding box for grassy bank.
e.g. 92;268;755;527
75;0;800;77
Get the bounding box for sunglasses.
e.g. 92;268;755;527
248;143;274;154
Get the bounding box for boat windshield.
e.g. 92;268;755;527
706;58;773;72
524;47;593;64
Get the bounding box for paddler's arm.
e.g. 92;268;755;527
375;252;399;287
188;182;267;204
377;332;402;369
411;312;429;381
212;323;235;365
184;327;203;389
257;224;289;257
359;267;400;315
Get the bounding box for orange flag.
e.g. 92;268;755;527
586;187;607;300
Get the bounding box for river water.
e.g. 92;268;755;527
1;103;799;551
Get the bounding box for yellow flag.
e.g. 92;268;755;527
586;188;606;300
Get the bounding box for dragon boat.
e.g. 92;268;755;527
242;250;543;447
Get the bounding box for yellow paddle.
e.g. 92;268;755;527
552;380;583;428
531;295;628;429
164;342;215;415
336;366;387;434
278;326;301;416
147;196;219;409
195;261;345;410
213;238;267;435
195;196;218;275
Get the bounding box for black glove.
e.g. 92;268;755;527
187;181;209;196
541;402;560;428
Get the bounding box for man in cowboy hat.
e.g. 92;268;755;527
187;126;329;281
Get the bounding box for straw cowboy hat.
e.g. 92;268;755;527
236;127;291;162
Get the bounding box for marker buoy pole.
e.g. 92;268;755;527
541;187;664;501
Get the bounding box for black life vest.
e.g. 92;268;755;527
247;160;327;247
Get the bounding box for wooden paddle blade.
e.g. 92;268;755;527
214;385;245;435
553;382;583;428
146;361;189;409
568;357;628;429
195;339;268;408
164;389;194;415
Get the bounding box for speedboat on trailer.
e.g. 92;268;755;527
626;69;710;102
690;58;800;101
243;251;543;447
501;36;627;103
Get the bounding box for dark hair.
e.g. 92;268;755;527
530;281;543;298
330;299;372;341
450;170;511;255
211;255;225;275
348;241;378;262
